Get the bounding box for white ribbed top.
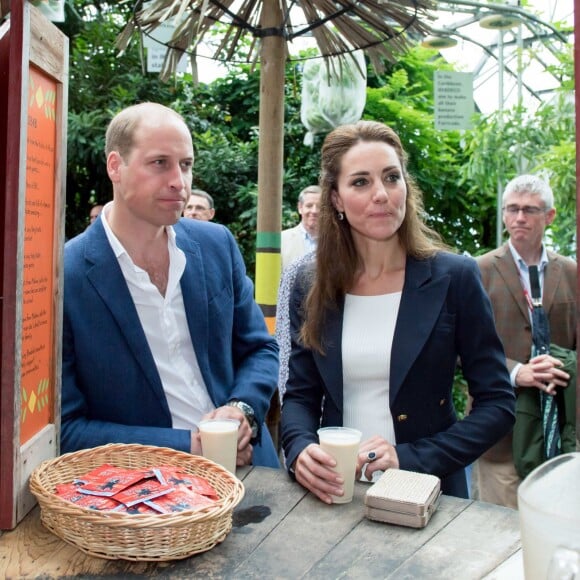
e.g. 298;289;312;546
342;292;401;450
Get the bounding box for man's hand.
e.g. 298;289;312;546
201;406;253;466
515;354;570;395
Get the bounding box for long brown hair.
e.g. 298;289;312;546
300;120;447;353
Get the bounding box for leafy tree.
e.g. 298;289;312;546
363;49;483;254
460;93;576;257
60;0;193;236
59;1;574;266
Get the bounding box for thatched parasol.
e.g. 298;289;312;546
117;0;436;328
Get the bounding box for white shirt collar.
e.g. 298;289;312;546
100;201;178;262
508;239;548;272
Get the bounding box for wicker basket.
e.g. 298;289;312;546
29;443;245;561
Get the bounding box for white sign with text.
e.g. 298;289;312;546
434;71;474;131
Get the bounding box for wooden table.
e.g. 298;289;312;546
0;466;523;579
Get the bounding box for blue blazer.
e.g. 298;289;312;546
61;217;280;468
281;252;516;497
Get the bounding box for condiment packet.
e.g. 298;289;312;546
145;484;216;513
112;480;174;507
78;465;149;496
153;466;219;500
71;494;121;511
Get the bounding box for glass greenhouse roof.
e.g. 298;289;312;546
416;0;573;114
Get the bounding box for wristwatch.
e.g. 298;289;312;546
227;400;259;439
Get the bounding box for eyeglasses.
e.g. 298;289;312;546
503;205;547;216
187;205;211;212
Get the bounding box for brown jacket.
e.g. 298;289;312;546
476;243;576;461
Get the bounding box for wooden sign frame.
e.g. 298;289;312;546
0;0;68;529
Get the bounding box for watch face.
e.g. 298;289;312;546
229;401;258;438
240;402;254;419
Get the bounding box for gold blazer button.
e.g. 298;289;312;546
439;398;446;406
397;414;408;422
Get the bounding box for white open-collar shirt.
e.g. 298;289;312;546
101;203;215;430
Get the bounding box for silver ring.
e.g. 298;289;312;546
367;451;377;462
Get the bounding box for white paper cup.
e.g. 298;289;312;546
199;418;240;474
317;427;362;504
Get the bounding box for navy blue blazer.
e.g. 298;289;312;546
61;217;280;468
281;252;515;497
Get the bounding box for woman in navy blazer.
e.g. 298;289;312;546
281;121;515;501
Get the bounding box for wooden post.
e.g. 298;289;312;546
0;0;68;529
254;0;286;448
255;0;285;334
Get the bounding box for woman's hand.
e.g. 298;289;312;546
356;435;399;482
293;444;345;504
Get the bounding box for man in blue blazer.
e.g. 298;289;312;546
61;102;280;468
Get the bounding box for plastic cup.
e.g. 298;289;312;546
317;427;362;504
518;453;580;580
199;418;240;474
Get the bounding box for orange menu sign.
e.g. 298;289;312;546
20;66;57;444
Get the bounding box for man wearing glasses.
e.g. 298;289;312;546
183;189;215;221
474;174;576;508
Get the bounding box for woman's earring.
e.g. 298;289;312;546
337;211;344;221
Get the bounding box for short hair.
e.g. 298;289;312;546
105;102;186;159
298;185;321;204
190;189;214;209
502;174;554;209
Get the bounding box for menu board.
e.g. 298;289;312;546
0;0;67;529
20;66;57;444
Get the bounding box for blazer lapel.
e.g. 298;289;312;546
316;299;345;415
543;252;563;315
174;228;214;399
84;223;170;413
493;245;529;321
390;257;450;403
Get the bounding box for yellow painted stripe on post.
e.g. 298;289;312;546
255;251;281;307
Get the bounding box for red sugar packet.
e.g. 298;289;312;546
72;463;117;484
153;466;219;500
114;502;160;515
112;480;174;507
145;485;216;514
78;465;149;497
71;494;121;511
55;482;86;503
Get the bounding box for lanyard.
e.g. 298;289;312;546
528;265;542;308
518;266;540;313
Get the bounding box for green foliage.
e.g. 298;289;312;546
460;92;576;257
535;140;577;256
60;1;574;269
61;0;192;235
453;369;468;420
363;49;479;253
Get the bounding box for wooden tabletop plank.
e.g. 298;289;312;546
483;549;524;579
164;466;306;577
233;480;374;578
304;492;470;579
390;500;521;579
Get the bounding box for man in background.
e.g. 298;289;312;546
89;204;103;225
62;102;279;468
281;185;320;271
183;189;215;221
475;174;576;508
